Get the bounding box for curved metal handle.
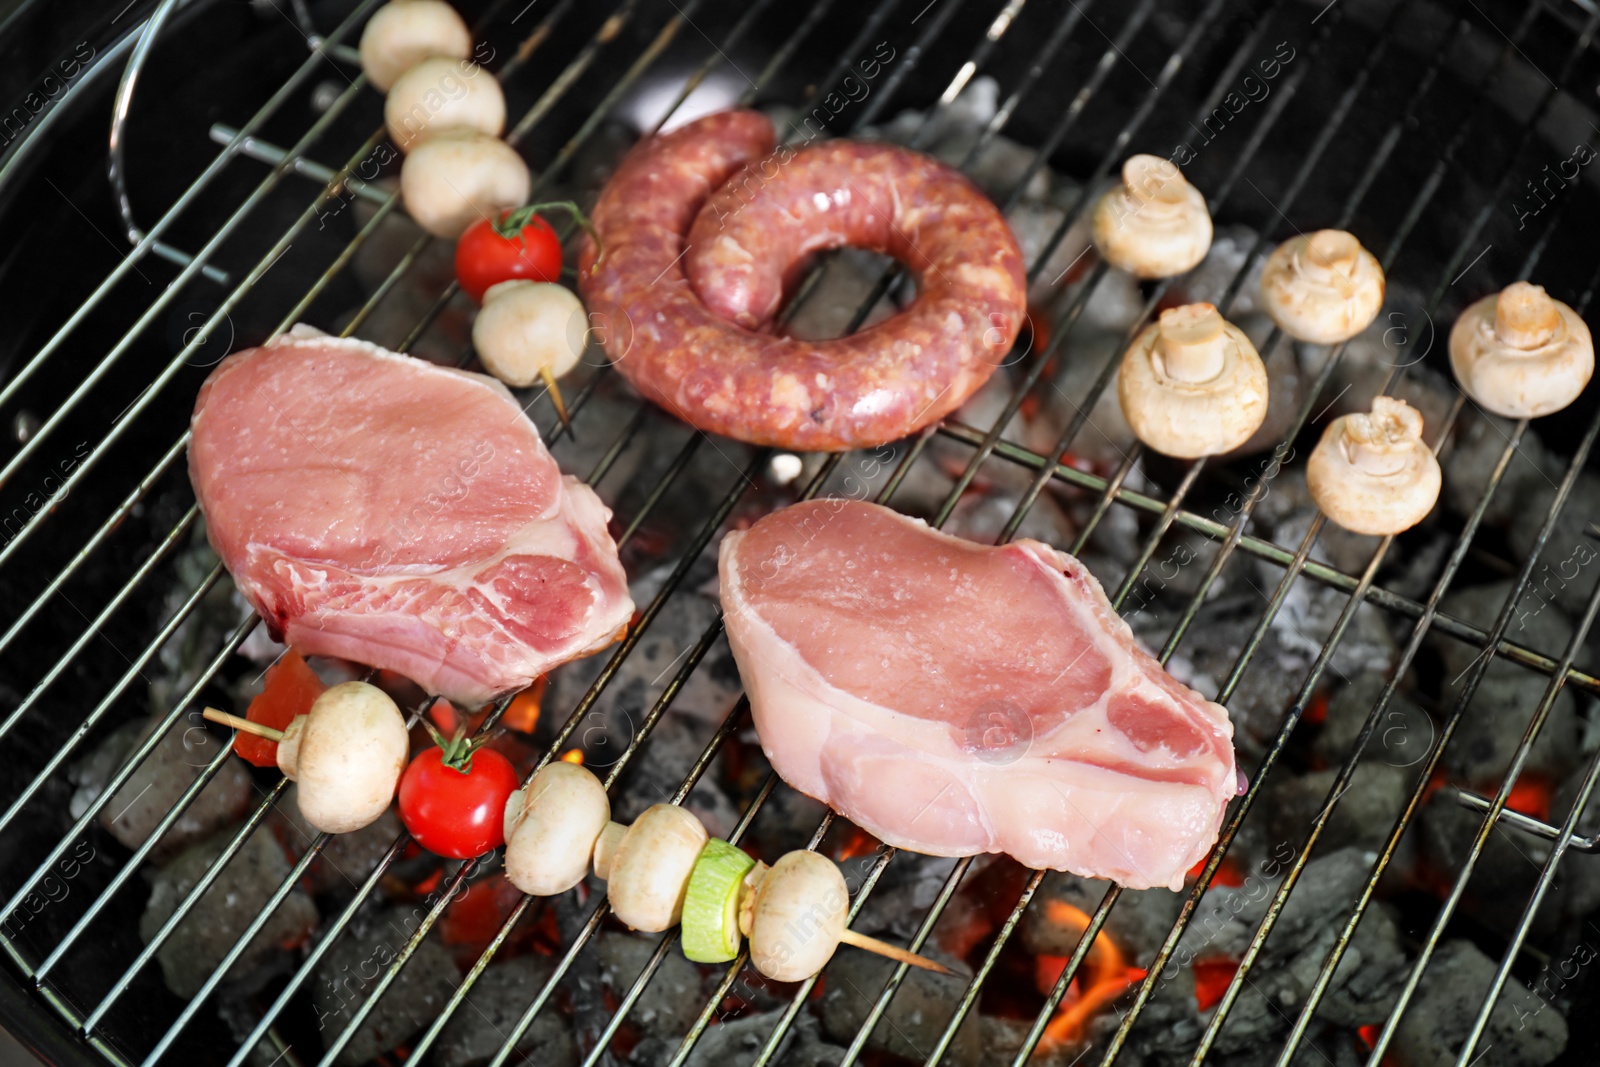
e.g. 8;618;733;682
107;0;230;284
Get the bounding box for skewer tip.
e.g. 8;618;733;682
202;706;285;742
838;927;959;976
540;365;573;438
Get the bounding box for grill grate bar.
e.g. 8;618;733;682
0;70;383;574
0;0;380;417
941;421;1600;690
1196;45;1600;1067
1450;786;1600;851
0;502;198;750
1455;620;1600;1063
4;0;738;1052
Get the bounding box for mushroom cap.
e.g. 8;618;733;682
1307;396;1440;536
358;1;473;92
384;57;505;151
1259;229;1385;344
399;130;531;238
288;681;409;835
605;804;708;932
1117;303;1270;458
472;281;586;387
747;851;849;982
1091;155;1212;279
503;762;611;897
1449;283;1594;418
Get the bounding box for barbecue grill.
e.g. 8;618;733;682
3;0;1600;1063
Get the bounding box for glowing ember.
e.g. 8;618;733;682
835;826;880;861
1505;775;1553;821
560;749;585;765
503;680;545;733
1192;956;1240;1012
1186;853;1245;888
1038;902;1148;1048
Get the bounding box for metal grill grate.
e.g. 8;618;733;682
3;0;1600;1065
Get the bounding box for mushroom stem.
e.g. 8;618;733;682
203;707;283;741
1121;155;1188;212
1494;281;1562;350
1302;229;1360;280
837;928;958;976
1338;396;1422;477
1154;304;1227;383
592;820;628;880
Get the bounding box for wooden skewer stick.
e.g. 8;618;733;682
540;365;573;437
202;706;285;742
839;928;957;976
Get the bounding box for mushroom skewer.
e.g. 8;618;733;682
202;680;408;835
502;762;957;981
472;280;585;434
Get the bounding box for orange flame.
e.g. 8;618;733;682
1039;902;1148;1048
503;679;545;733
560;748;585;765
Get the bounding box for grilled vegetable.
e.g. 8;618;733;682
680;838;755;963
358;1;472;92
503;762;611;896
277;682;409;834
398;724;521;859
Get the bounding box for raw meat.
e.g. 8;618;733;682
577;110;1027;451
719;499;1236;890
189;328;633;705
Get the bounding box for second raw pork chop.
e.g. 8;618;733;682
189;328;633;705
719;500;1236;890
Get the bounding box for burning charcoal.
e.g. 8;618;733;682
74;712;252;861
271;784;403;897
1390;939;1566;1067
820;946;981;1067
1004;200;1093;306
433;956;577;1067
677;1008;842;1067
597;930;710;1029
1305;902;1408;1029
1429;581;1579;785
1312;671;1436;769
1251;468;1389;579
848;851;960;947
1023;873;1181;964
979;1015;1098;1067
1442;409;1558;529
1505;469;1600;620
1550;771;1600;919
1322;329;1457;442
1416;788;1572;942
312;904;458;1066
781;247;900;341
1266;762;1408;853
1270;581;1397;682
1168;227;1269;317
139;826;317;998
1024;330;1137;471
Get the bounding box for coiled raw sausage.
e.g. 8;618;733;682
578;110;1027;451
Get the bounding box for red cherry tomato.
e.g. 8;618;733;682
398;734;521;859
456;201;589;303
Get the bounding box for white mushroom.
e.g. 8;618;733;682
1117;303;1270;457
1449;281;1594;418
473;281;586;387
1259;229;1385;344
274;681;408;834
503;762;611;897
1307;397;1440;535
1091;154;1212;279
591;820;628;880
742;851;849;982
384;57;505;151
603;804;708;932
399;130;530;238
358;1;472;92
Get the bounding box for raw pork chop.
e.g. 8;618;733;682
189;328;633;705
719;500;1236;890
